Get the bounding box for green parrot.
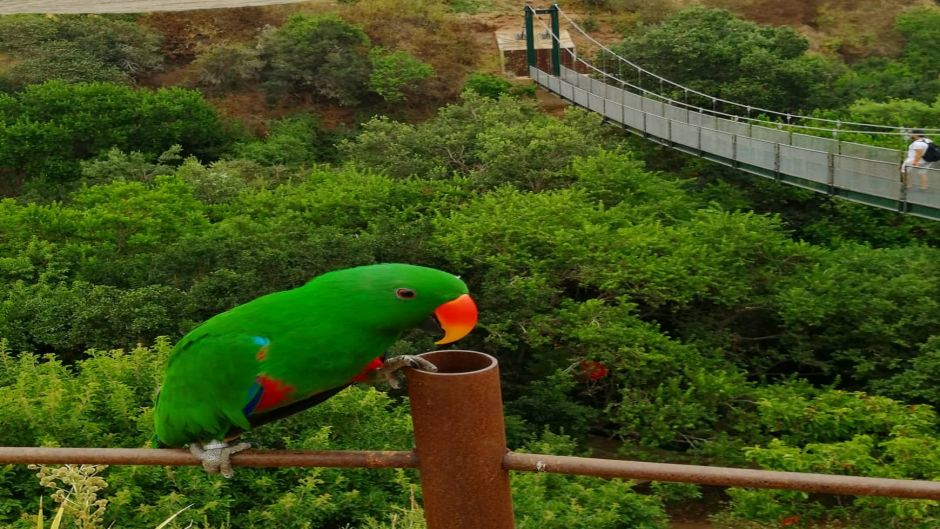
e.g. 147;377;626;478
153;263;478;477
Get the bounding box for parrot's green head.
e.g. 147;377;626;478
309;263;478;344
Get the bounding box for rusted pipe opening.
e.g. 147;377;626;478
413;349;497;375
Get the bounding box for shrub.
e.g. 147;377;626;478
724;385;940;528
0;14;162;86
612;6;845;112
0;81;229;192
368;48;434;103
258;14;372;105
2;41;130;87
231;114;334;166
339;0;480;102
190;43;263;92
463;72;512;99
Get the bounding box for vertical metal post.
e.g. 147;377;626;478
900;165;909;213
549;4;561;76
524;5;536;69
731;134;738;166
774;142;781;181
406;350;515;529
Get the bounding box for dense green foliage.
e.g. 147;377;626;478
608;4;940;138
367;49;434;103
612;6;845;113
251;13;434;107
258;14;373;105
0;81;230;195
231;114;343;166
0;15;163;88
190;43;264;92
463;72;536;100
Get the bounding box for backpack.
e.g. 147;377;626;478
923;140;940;162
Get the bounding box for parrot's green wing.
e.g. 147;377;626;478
154;327;391;447
154;332;262;447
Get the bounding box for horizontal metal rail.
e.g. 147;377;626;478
0;447;418;469
503;453;940;500
3;446;940;500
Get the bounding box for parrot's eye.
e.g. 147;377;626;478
396;288;416;300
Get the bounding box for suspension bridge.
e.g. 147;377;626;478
525;5;940;221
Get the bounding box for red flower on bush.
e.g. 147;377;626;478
580;360;608;380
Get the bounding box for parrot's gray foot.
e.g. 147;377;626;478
189;440;251;478
378;355;438;389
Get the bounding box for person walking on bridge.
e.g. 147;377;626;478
903;129;933;191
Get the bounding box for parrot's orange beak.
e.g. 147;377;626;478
433;294;478;344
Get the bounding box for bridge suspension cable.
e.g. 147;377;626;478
532;6;940;138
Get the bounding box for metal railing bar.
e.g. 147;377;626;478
503;452;940;500
0;447;419;469
5;446;939;501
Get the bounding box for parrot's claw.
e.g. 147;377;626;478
378;355;438;389
189;440;251;478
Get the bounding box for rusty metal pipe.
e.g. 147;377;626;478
0;447;417;469
406;350;516;529
503;453;940;500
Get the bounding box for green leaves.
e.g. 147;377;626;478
0;81;228;193
0;14;163;88
259;14;372;105
368;49;434;104
895;7;940;78
725;385;940;527
612;6;844;113
512;433;668;529
231;114;337;167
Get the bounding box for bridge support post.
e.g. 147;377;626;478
406;350;515;529
524;5;536;70
899;172;910;213
549;4;561;76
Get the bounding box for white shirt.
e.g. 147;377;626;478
904;138;930;167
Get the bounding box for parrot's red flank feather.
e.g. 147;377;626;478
254;375;295;413
350;357;384;382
